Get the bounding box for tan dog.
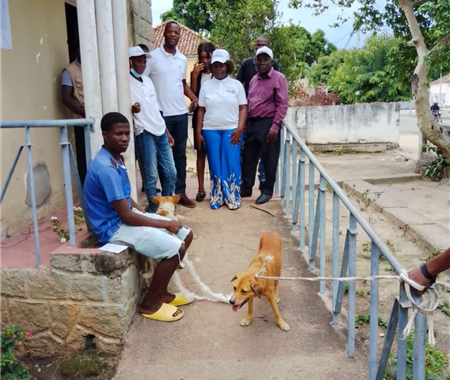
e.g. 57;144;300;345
230;232;289;331
139;194;185;288
151;194;184;221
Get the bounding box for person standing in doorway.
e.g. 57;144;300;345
190;42;215;202
61;44;87;184
236;35;281;189
241;47;288;205
148;20;198;208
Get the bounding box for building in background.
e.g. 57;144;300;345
429;73;450;108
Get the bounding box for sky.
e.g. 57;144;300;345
151;0;369;49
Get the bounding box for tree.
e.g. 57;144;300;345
307;49;347;86
269;25;337;83
289;0;450;160
208;0;278;65
161;1;337;85
313;35;413;104
161;0;214;33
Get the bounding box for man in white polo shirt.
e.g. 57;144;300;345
148;21;198;208
129;46;177;213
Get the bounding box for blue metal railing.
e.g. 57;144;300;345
1;119;94;266
277;120;427;380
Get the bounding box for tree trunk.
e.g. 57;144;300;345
399;0;450;161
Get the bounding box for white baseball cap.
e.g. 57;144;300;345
256;46;273;59
211;49;230;64
128;46;151;58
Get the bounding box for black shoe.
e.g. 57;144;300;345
156;188;162;193
255;194;272;205
240;189;252;198
258;181;265;190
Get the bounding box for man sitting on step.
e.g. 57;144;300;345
83;112;194;322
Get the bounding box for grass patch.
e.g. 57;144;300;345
61;350;113;378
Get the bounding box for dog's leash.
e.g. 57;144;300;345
173;253;232;304
255;256;450;346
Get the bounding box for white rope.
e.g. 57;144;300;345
173;253;231;304
255;256;450;345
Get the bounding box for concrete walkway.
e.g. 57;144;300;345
114;136;450;380
113;199;367;380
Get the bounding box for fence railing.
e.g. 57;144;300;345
276;120;427;380
1;119;94;266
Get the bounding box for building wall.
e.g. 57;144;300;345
429;81;449;108
130;0;152;47
291;103;399;146
0;0;70;239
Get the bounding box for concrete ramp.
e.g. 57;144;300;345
113;200;367;380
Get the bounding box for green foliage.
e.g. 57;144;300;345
327;35;413;103
1;325;33;380
208;0;278;66
386;334;448;379
437;300;450;317
161;0;338;85
361;242;371;253
161;0;214;33
355;314;388;328
308;50;347;87
422;144;450;181
289;0;450;83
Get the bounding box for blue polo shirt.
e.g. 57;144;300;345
83;147;131;244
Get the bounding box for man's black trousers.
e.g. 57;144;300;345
241;117;280;196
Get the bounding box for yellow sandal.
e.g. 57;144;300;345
141;303;184;322
169;293;195;307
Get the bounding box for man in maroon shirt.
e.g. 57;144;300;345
240;47;289;205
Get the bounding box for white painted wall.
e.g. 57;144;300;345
289;103;399;145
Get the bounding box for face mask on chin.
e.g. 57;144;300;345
130;68;142;78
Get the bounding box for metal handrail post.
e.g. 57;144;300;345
24;126;41;266
60;125;76;246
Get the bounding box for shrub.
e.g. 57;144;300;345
0;325;33;380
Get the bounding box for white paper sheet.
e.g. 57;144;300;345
1;0;12;50
99;243;128;254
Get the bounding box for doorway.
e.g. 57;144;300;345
64;2;87;184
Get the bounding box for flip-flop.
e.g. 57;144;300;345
141;303;184;322
169;293;195;307
196;191;206;202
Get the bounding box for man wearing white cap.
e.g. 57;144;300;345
241;46;289;205
129;46;177;213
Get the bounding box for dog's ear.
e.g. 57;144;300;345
173;194;182;204
151;196;160;205
231;275;238;282
251;282;263;298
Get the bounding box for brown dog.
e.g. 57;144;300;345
230;232;289;331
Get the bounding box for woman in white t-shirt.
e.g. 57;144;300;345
195;49;248;210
